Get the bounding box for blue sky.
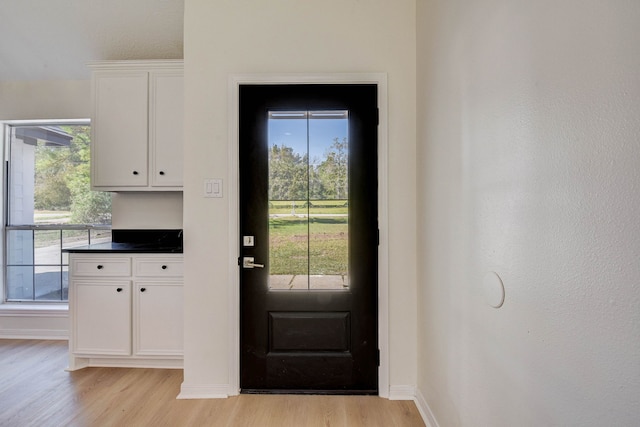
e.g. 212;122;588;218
268;115;348;164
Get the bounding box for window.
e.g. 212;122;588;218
3;122;112;302
267;110;349;290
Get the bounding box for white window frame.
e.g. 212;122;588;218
0;119;102;307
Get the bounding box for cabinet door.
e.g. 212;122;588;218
92;71;149;188
72;280;131;355
150;71;183;187
134;282;183;356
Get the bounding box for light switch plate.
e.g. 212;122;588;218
204;179;223;198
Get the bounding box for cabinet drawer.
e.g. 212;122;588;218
71;257;131;276
134;258;183;277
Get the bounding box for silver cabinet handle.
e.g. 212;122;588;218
242;257;264;269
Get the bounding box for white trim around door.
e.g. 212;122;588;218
227;73;389;398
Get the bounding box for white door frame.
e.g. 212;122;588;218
227;73;389;397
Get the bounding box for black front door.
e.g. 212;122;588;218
239;84;378;393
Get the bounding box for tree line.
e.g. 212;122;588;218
34;125;111;224
269;137;348;201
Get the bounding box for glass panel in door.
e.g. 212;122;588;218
267;110;349;290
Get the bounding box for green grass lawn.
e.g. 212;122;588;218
269;216;348;275
34;210;71;223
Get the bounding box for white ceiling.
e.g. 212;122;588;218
0;0;184;81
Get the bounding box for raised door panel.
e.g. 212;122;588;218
150;71;183;188
134;282;183;356
72;281;131;355
92;71;149;188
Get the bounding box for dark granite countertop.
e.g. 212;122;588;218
63;242;183;253
63;229;183;254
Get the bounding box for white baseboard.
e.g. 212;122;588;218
67;356;183;370
415;388;440;427
177;383;230;399
387;385;439;427
0;328;68;340
388;384;417;400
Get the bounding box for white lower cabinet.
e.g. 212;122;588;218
74;280;132;356
134;281;183;356
68;253;183;370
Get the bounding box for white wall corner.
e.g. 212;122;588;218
389;385;439;427
415;388;440;427
177;383;230;399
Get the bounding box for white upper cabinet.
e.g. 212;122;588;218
150;70;184;187
90;60;184;191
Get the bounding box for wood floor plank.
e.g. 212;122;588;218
0;339;425;426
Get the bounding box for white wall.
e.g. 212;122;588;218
182;0;417;395
416;0;640;425
0;80;90;120
112;193;183;229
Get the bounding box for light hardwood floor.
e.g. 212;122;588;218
0;340;424;426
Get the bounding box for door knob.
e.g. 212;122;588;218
242;257;264;269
